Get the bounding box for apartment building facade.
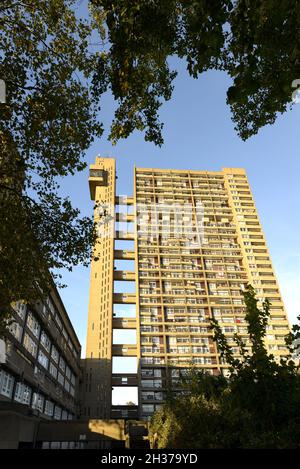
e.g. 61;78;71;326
83;157;290;420
0;284;82;421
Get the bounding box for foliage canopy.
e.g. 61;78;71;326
1;1;299;332
0;0;103;330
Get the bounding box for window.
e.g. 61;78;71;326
14;301;27;320
0;370;14;398
142;404;154;414
14;382;32;405
38;350;49;369
59;357;66;373
55;314;62;330
51;346;59;364
65;366;71;380
49;362;58;379
54;405;62;420
26;312;40;338
58;372;64;386
141;369;153;377
32;392;44;412
40;331;51;352
64;380;70;393
23;333;38;357
44;400;54;417
9;321;23;341
62;328;68;341
46;296;55;315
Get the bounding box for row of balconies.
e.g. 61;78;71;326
137;186;228;196
139;272;248;280
136;185;227;193
137;251;242;258
138;290;244;298
111;218;138;391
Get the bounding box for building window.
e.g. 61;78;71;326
9;321;23;342
44;400;54;417
40;331;51;352
46;297;55;315
14;382;32;405
23;333;38;357
48;364;57;382
54;405;62;420
38;350;49;369
57;372;64;386
26;312;40;338
59;357;66;373
14;301;27;320
32;392;44;412
0;370;15;398
55;314;62;330
51;346;59;364
65;366;71;380
64;380;70;393
142;404;154;414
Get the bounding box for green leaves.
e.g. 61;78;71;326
0;1;102;331
150;286;300;448
88;0;300;143
1;1;300;333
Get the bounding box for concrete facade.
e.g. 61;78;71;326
82;158;290;420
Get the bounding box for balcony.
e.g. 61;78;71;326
114;293;136;304
113;317;137;329
114;270;135;281
112;374;138;386
112;344;137;356
115;230;135;240
88;168;108;200
114;250;135;260
111;405;138;419
115;196;134;205
116;213;135;222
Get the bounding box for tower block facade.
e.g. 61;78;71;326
84;158;117;418
83;158;290;420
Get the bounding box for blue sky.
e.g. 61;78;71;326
56;58;300;403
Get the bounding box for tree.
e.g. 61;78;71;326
149;286;300;449
91;0;300;144
126;401;136;406
0;1;104;332
1;1;299;333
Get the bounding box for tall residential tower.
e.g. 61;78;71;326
83;157;290;420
